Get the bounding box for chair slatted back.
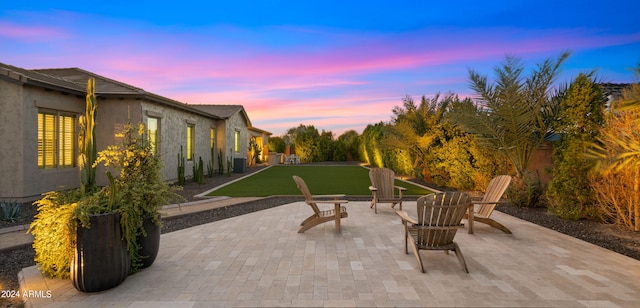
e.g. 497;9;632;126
369;168;396;199
415;192;470;248
293;175;321;216
477;175;511;217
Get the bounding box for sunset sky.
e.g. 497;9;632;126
2;1;639;136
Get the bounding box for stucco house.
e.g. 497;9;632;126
190;105;272;166
0;62;270;202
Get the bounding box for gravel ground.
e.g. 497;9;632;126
2;163;639;307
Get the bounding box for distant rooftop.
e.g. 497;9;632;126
598;82;631;102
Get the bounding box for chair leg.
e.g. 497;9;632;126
403;224;409;255
452;242;469;273
409;242;425;273
298;218;322;233
475;217;512;234
300;215;315;226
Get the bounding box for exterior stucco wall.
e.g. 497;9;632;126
0;81;85;201
0;79;26;199
140;101;221;182
213;121;227;173
92;98;144;186
225;112;249;166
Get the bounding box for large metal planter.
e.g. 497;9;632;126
137;215;161;269
71;212;130;292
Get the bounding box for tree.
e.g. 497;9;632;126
268;136;286;153
384;94;451;181
547;72;605;219
318;130;334;161
286;124;332;162
382;94;498;189
451;53;570;207
359;122;386;167
335;130;360;161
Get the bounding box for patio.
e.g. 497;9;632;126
20;199;640;307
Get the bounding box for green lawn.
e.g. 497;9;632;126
207;165;434;197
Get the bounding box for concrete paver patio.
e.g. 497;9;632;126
19;200;640;307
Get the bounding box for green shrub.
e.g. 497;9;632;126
547;73;604;219
359;122;386;168
547;138;598;219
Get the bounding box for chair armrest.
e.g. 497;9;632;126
394;186;407;191
473;200;509;205
314;199;348;204
312;194;346;199
411;224;465;230
396;210;417;225
369;186;377;191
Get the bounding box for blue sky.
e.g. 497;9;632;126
2;1;639;135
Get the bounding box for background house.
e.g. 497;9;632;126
248;126;272;164
0;62;268;202
190;105;272;166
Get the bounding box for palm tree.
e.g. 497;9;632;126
587;64;640;230
383;94;452;181
450;53;570;206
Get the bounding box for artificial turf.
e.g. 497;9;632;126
206;165;434;197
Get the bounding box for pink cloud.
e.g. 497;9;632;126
94;28;638;89
0;22;70;41
51;25;636;101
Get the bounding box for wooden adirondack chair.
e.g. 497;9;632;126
464;175;512;234
396;192;471;273
369;168;406;214
292;175;349;233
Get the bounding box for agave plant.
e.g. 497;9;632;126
0;200;21;222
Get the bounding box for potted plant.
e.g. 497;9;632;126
29;184;131;293
71;175;131;292
94;122;183;271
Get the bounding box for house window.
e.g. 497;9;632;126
38;111;76;169
234;130;240;153
147;117;159;155
186;124;195;161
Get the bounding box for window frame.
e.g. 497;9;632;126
38;110;76;169
186;124;195;161
147;117;159;155
234;130;241;153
